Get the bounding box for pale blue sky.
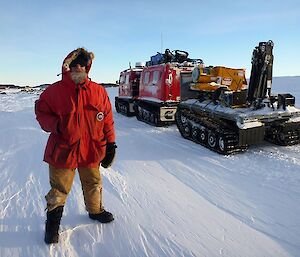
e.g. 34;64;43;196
0;0;299;86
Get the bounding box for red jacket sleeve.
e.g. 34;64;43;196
35;91;59;133
102;89;115;143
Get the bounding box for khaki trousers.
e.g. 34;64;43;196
45;165;103;214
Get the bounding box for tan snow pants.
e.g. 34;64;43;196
45;165;103;214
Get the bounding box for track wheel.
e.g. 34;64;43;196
154;116;159;126
276;132;287;145
208;131;217;148
191;128;198;142
199;129;206;143
218;136;226;152
180;114;188;124
177;111;190;138
124;104;128;115
150;113;155;124
137;107;143;121
183;125;191;138
142;110;146;120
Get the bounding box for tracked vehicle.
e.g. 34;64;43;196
115;49;202;126
176;41;300;154
133;49;203;126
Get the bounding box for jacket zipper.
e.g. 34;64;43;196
76;87;81;163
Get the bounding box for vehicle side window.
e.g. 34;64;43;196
152;71;161;85
135;71;141;80
125;74;130;85
143;72;150;85
119;74;125;84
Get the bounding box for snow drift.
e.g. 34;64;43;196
0;77;300;257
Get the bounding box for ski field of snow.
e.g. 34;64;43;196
0;77;300;257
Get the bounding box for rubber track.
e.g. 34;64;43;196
176;107;247;155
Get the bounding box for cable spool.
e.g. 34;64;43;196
192;67;200;82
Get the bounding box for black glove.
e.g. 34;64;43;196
101;142;117;168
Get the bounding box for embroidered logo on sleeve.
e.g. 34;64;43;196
96;112;104;121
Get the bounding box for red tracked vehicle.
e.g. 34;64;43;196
134;61;196;126
115;50;202;126
121;49;202;126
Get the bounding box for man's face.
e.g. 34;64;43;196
70;64;87;84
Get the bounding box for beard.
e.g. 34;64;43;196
70;71;87;84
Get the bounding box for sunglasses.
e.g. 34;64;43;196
69;53;90;68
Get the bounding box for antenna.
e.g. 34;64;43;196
161;32;163;53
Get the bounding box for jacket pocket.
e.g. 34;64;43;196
88;139;106;163
52;141;78;166
58;111;80;144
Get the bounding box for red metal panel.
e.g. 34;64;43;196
139;65;165;101
138;64;184;102
122;63;194;103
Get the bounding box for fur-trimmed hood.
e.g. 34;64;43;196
61;48;94;79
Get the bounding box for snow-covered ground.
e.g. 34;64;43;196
0;77;300;257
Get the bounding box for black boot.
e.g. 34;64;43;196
44;206;64;244
89;209;114;223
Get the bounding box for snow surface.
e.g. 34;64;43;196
0;77;300;257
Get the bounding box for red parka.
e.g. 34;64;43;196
35;48;115;169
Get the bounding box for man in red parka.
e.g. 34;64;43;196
35;47;116;244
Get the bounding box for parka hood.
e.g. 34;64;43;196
61;48;94;79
